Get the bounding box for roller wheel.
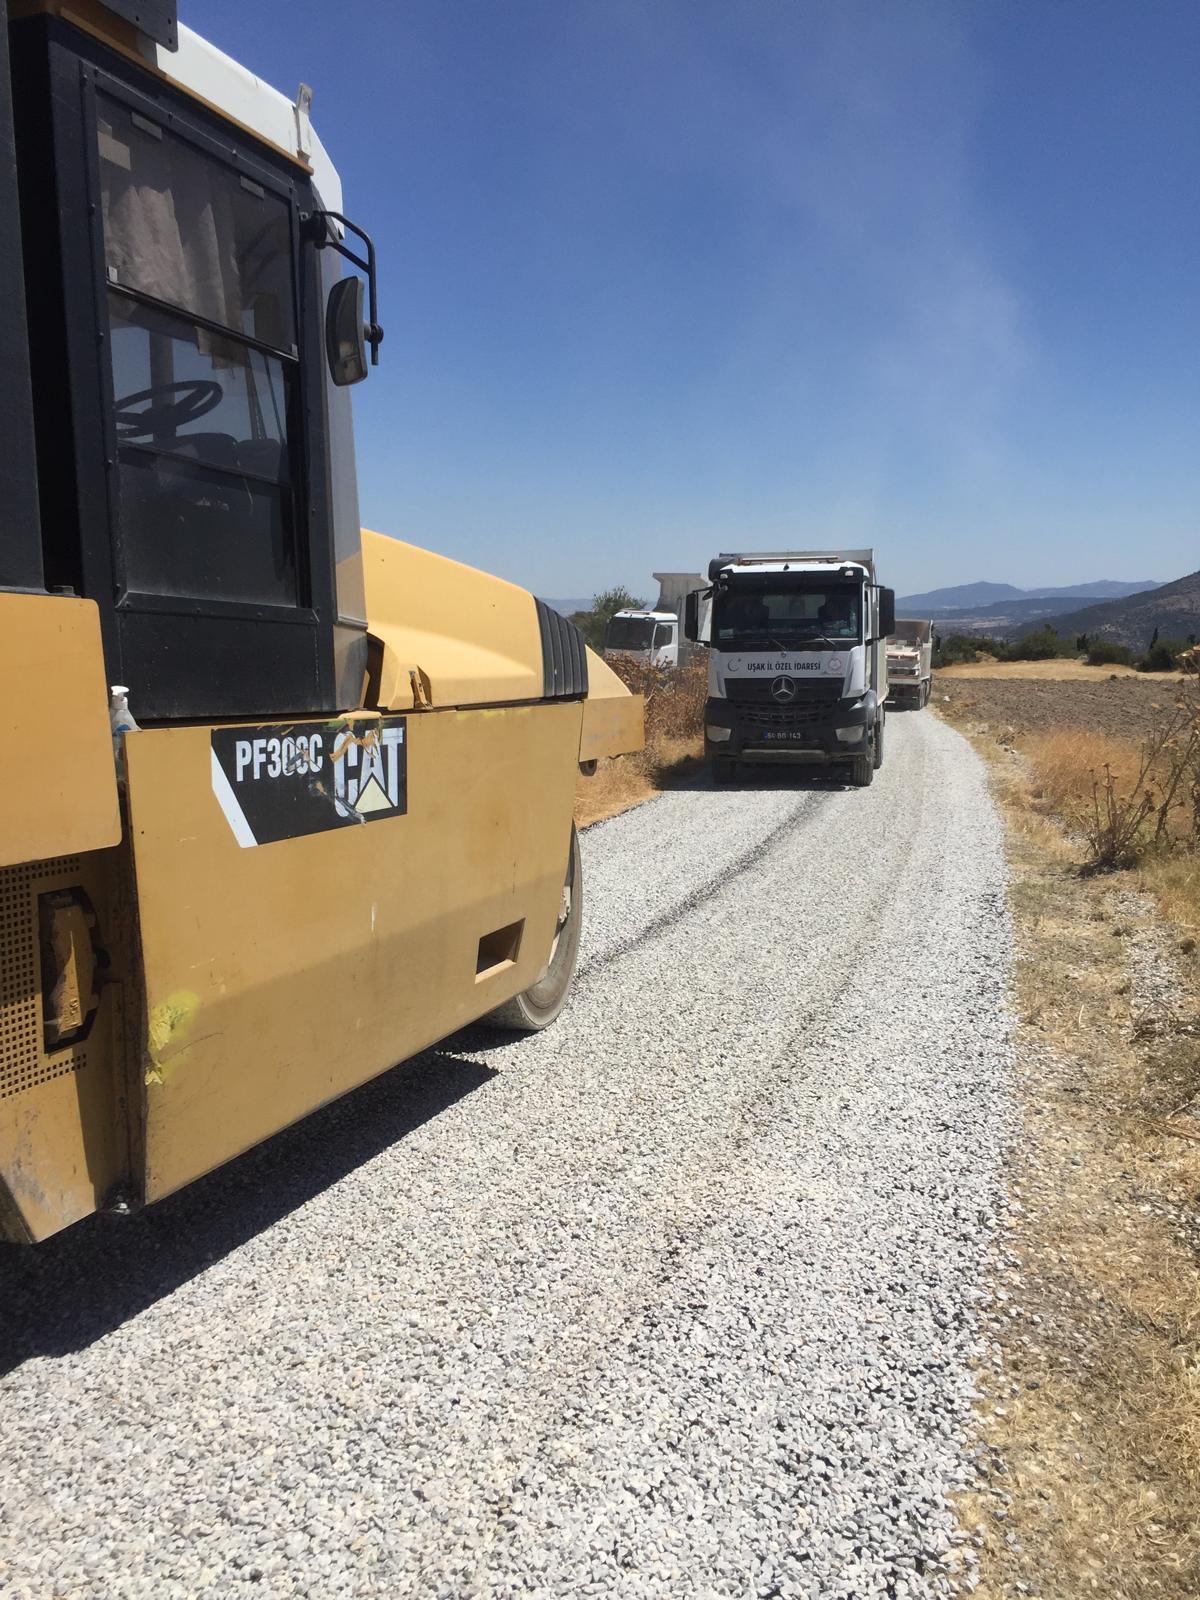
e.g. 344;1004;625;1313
481;825;582;1031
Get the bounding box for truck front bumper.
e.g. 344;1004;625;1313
703;693;875;764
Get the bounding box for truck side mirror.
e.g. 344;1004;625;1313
879;587;896;638
326;276;369;386
684;591;699;642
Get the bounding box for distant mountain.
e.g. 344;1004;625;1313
1011;570;1200;650
898;578;1161;614
544;598;594;617
898;581;1023;610
1046;579;1166;600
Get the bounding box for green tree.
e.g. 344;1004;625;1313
934;632;981;666
1138;637;1185;673
570;586;646;651
1005;625;1069;661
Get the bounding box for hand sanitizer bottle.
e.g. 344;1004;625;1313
109;685;140;775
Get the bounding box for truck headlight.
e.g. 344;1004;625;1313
707;725;733;742
835;725;865;742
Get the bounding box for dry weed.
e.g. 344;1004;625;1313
1021;655;1200;873
575;658;707;827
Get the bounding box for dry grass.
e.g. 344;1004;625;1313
937;723;1200;1600
1143;854;1200;944
574;659;706;828
938;658;1177;682
1023;728;1146;814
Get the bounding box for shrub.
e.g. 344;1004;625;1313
606;655;707;756
1004;625;1070;662
1138;638;1186;673
933;633;1007;666
1085;640;1133;667
933;633;980;665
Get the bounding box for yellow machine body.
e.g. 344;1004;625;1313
0;541;641;1241
129;700;581;1202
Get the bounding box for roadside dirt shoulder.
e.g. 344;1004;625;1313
947;732;1200;1600
937;675;1170;740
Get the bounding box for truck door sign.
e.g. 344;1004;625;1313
210;717;408;847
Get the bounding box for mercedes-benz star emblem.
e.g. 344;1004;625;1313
771;675;798;704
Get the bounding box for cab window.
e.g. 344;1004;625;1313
97;95;301;608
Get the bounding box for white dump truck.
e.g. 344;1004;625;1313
886;619;934;708
602;608;680;668
601;570;713;670
685;550;895;785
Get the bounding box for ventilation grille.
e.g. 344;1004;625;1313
535;599;589;700
725;677;843;705
1;857;88;1100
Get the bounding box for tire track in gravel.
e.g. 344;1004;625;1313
576;779;830;980
419;764;934;1554
451;727;931;1413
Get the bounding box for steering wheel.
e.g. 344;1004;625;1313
114;380;224;440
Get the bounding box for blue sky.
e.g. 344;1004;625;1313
190;0;1199;599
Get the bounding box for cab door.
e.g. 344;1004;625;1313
15;27;340;720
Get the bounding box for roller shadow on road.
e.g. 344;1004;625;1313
0;1051;496;1375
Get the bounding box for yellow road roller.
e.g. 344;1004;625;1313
0;0;641;1242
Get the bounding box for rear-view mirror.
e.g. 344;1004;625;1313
326;276;368;386
684;591;699;641
879;586;896;638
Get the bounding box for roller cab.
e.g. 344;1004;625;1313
0;0;640;1241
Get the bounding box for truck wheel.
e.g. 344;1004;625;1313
922;680;931;707
712;758;736;785
849;728;875;787
481;825;582;1032
873;713;884;769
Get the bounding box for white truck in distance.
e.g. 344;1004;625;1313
603;609;680;669
887;619;934;708
685;550;895;786
601;572;709;670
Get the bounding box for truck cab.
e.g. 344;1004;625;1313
603;609;679;670
685;550;895;786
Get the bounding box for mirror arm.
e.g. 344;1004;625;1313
303;210;385;365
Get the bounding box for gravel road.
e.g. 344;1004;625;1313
1;712;1016;1599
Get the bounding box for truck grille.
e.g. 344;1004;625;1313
724;678;842;705
740;704;831;729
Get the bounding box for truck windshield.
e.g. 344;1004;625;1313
712;584;861;648
605;617;656;650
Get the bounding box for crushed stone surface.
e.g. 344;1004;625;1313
0;712;1017;1599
